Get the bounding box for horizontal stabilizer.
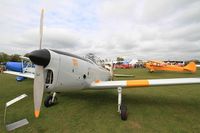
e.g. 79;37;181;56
184;62;196;73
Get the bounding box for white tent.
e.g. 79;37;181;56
128;59;138;65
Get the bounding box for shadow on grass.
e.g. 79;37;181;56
58;90;200;109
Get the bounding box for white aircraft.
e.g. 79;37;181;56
4;9;200;121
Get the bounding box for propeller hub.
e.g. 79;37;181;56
29;49;50;67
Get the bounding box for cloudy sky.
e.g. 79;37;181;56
0;0;200;60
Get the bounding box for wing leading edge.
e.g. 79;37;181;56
90;78;200;89
4;71;34;79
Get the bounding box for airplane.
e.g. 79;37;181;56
4;9;200;121
145;60;196;73
5;61;27;81
4;56;35;81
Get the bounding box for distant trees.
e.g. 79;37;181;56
85;53;106;65
0;52;21;62
185;59;200;65
9;54;21;62
0;52;9;62
116;57;124;62
85;53;96;63
189;59;200;64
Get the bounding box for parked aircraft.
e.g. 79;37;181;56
4;57;35;81
114;62;132;69
22;49;200;121
145;60;196;73
4;9;200;121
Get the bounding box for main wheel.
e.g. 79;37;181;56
120;104;128;121
44;95;57;107
149;69;154;73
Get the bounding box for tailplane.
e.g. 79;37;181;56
184;62;196;73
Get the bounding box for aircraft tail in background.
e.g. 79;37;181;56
183;62;196;73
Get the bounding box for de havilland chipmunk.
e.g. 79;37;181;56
4;9;200;120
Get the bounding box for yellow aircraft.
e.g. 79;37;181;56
145;60;196;73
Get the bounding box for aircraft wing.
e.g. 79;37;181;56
90;78;200;89
149;60;165;64
4;71;34;79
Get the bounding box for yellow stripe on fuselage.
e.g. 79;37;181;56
127;80;149;87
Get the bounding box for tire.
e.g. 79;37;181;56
149;70;154;73
44;95;53;107
120;104;128;121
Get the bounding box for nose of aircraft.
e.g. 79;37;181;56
29;49;50;67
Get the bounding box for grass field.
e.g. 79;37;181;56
1;68;200;133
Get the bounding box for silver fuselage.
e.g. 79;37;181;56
44;50;111;92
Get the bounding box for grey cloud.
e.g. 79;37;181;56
0;0;200;60
141;0;198;23
167;1;200;26
159;23;200;41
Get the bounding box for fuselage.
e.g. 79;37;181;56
30;49;111;92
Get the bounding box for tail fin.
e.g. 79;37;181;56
184;62;196;73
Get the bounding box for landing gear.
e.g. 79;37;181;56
149;69;154;73
117;87;128;121
120;104;127;120
44;92;57;107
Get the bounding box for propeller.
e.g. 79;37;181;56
34;65;45;118
33;9;45;118
39;9;44;50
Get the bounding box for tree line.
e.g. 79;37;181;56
0;52;199;64
0;52;21;62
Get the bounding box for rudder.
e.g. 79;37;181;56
184;62;196;73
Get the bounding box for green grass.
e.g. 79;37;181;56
1;68;200;133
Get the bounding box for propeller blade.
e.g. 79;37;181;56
39;9;44;50
34;65;45;118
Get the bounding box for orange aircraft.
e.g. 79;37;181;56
145;60;196;73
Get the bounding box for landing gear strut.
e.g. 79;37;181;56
117;87;127;120
44;92;57;107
